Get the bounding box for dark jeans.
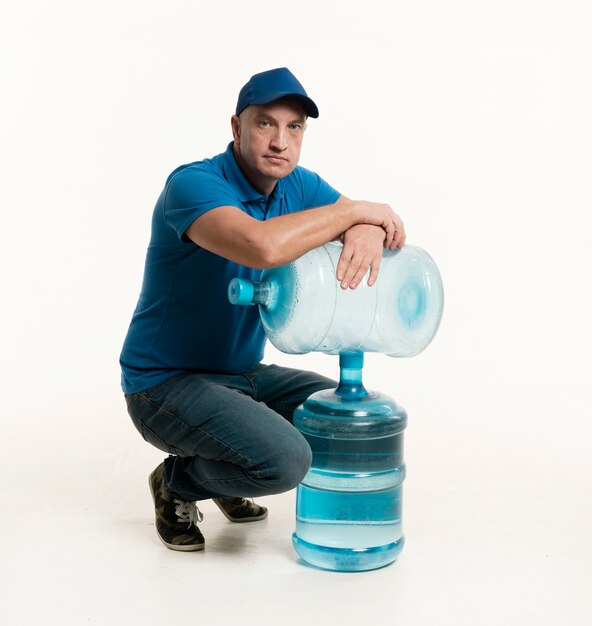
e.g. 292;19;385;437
125;364;336;502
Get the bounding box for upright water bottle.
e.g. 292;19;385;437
228;242;443;356
292;351;407;571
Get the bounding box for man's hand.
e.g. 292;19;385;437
338;197;406;250
336;224;387;289
357;201;406;250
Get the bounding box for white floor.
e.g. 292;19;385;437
2;373;590;626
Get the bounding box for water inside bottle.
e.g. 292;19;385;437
293;433;405;572
293;485;404;571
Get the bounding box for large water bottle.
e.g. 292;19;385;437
228;242;443;356
292;351;407;571
228;242;443;571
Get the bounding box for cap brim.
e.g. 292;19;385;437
251;91;319;118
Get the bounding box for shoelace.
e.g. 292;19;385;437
174;499;204;527
221;497;255;506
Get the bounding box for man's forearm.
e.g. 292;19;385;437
257;195;405;266
257;196;360;266
186;195;404;270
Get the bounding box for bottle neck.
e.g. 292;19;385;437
251;281;271;306
335;351;368;398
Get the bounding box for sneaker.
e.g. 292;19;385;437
212;497;269;523
148;462;205;551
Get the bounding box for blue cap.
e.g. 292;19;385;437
236;67;319;118
227;278;255;306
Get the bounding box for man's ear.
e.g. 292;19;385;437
231;115;241;144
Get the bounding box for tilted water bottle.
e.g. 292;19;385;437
228;242;443;571
228;242;443;356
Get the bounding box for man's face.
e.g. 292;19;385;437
231;98;307;194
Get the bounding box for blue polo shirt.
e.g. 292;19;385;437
120;143;340;393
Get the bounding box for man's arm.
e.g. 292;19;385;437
185;195;405;287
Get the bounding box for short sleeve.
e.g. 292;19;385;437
294;166;341;209
163;165;242;241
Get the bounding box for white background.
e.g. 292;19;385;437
1;1;591;624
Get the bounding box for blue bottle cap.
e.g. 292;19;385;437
228;278;255;305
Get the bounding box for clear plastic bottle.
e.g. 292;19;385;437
292;352;406;571
228;243;443;572
228;242;443;357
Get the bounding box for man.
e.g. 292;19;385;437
120;67;405;552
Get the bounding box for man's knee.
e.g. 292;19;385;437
265;432;312;493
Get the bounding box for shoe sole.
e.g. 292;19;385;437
212;498;269;523
156;534;204;552
149;473;205;552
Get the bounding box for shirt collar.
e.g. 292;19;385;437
221;142;284;203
